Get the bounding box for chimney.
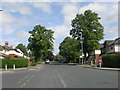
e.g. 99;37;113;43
10;46;13;49
5;41;8;46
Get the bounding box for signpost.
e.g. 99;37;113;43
98;59;102;67
5;65;7;71
95;50;101;67
80;53;84;64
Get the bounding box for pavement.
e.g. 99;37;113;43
77;64;120;71
67;62;120;71
0;62;119;73
2;62;118;88
0;64;41;73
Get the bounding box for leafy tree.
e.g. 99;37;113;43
54;54;64;61
70;10;104;61
47;51;54;61
59;37;81;63
28;25;54;62
16;43;28;56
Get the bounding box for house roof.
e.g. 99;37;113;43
0;45;4;51
109;37;120;46
104;40;114;46
114;37;120;44
2;45;13;51
99;43;104;49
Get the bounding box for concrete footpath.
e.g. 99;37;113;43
0;64;42;73
68;63;120;71
79;64;120;71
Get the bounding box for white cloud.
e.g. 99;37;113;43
61;3;78;26
53;43;60;55
79;2;118;25
30;3;52;14
0;12;31;35
51;3;78;41
79;2;118;42
2;25;15;35
2;37;22;48
3;2;32;15
49;3;78;55
16;31;30;40
13;19;31;29
51;25;69;40
104;26;118;40
0;11;15;23
52;2;118;54
1;0;119;2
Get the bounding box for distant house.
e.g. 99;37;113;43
0;41;29;59
100;37;120;55
107;37;120;54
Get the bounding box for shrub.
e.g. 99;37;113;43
102;54;120;68
0;56;28;68
30;63;37;66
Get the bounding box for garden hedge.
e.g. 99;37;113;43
102;54;120;68
0;56;28;68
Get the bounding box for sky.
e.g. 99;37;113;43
0;0;119;55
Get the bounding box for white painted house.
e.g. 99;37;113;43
101;37;120;54
0;41;29;59
0;49;24;58
107;37;120;54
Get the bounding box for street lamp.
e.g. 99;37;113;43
79;31;84;64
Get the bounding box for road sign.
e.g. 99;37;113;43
80;56;83;58
95;50;101;54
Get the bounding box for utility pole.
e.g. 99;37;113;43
79;31;84;64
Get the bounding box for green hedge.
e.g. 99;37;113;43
0;56;28;68
102;54;120;68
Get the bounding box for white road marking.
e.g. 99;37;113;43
1;71;14;74
55;70;67;88
17;68;39;84
20;83;26;88
19;67;41;88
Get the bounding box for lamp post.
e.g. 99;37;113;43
79;31;84;64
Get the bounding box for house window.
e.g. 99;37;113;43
111;47;113;50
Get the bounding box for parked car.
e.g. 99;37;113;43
45;59;50;64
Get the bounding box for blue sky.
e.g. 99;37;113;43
0;1;118;55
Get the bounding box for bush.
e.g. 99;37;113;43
30;63;37;66
102;54;120;68
0;56;28;68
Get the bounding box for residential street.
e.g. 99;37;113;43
2;62;118;88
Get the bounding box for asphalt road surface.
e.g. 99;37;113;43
2;62;118;88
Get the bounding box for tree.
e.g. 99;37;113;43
54;54;64;61
70;10;104;61
47;51;54;61
16;43;28;56
28;25;54;62
59;37;81;63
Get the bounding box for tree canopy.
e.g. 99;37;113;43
16;43;28;56
70;10;104;60
59;37;80;63
54;54;64;61
28;25;54;62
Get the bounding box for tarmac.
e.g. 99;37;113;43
0;63;120;73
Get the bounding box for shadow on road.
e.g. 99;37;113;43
48;62;77;66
